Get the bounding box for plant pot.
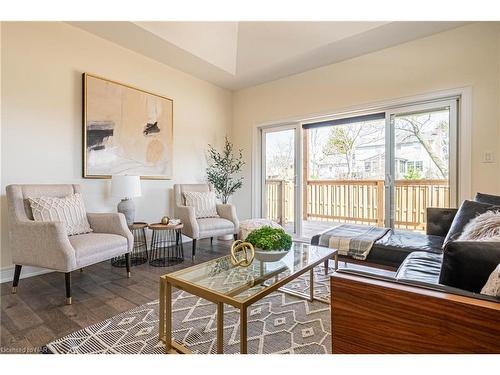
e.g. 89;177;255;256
254;248;290;262
218;234;234;241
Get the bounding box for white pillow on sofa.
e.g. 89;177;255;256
183;191;219;219
481;264;500;297
28;193;92;236
457;210;500;241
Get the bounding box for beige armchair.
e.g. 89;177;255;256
174;184;239;259
6;184;133;305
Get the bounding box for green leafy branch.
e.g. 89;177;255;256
206;137;245;204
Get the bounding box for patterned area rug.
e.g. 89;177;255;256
46;265;332;354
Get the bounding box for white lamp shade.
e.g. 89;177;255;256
111;175;142;199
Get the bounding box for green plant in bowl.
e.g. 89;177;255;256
245;226;292;262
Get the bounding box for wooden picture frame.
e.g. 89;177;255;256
83;73;173;179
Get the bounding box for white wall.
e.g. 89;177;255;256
0;22;233;271
232;22;500;220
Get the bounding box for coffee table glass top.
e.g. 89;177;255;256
166;242;335;302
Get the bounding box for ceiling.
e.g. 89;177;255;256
69;21;467;90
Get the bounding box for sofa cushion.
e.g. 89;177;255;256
443;200;500;247
312;229;444;269
439;241;500;293
369;230;444;268
457;211;500;241
70;233;127;267
475;192;500;206
395;251;443;284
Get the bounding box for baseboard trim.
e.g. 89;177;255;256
0;264;53;284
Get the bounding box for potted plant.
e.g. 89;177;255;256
206;137;245;240
245;226;293;262
206;137;245;204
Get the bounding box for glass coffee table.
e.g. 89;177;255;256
159;242;338;354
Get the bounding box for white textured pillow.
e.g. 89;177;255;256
183;191;218;219
481;264;500;297
29;193;92;236
457;210;500;241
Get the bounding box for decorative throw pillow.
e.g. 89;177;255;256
443;200;500;247
29;193;92;236
481;264;500;297
457;211;500;241
475;192;500;206
183;191;219;219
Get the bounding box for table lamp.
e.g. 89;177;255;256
111;175;142;226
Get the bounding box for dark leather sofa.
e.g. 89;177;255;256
311;207;458;269
312;192;500;299
327;193;500;353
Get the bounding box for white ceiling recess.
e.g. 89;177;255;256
69;21;467;90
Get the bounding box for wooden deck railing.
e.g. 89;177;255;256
265;179;449;231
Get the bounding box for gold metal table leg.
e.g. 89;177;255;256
309;269;314;302
164;280;172;352
217;302;224;354
240;306;248;354
160;278;165;343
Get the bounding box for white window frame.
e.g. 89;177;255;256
252;87;471;241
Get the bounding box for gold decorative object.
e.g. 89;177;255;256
161;216;170;225
230;240;255;267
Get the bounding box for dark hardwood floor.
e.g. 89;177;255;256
0;239;230;353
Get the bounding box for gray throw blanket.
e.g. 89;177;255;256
318;224;391;260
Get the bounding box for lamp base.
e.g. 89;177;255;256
117;198;135;226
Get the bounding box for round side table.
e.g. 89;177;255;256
148;223;184;267
111;222;148;267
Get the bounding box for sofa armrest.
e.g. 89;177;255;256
426;207;458;236
331;272;500;353
175;205;199;239
216;204;239;233
439;241;500;293
10;221;76;271
87;213;133;252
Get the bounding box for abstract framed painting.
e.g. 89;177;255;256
83;73;173;179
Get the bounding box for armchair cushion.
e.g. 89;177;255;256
198;217;235;237
70;233;128;268
28;193;92;236
183;191;218;218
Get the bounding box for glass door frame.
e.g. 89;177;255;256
257;96;460;240
385;98;458;228
260;123;303;238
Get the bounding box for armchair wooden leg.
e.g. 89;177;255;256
125;253;131;278
65;272;72;305
210;237;213;245
233;234;238;241
12;265;22;294
192;239;197;260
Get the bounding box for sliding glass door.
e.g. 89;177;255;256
261;126;299;236
260;98;458;240
388;100;457;232
302;115;386;238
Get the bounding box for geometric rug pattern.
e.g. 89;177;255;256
46;265;332;354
